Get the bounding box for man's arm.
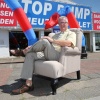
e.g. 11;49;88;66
52;39;72;47
41;36;72;47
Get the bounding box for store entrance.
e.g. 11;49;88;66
44;32;50;36
84;33;90;51
9;31;39;50
95;33;100;51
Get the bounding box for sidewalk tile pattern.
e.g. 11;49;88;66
0;68;13;86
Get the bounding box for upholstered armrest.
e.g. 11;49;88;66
48;33;55;37
63;46;81;55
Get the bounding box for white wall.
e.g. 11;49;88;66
90;32;94;52
92;32;96;52
0;30;10;58
39;30;44;39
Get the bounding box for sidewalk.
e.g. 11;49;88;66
0;52;100;100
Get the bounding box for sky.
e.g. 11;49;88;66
72;0;100;13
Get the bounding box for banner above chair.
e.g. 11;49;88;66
44;6;80;29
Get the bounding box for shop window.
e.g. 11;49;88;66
9;31;39;50
44;32;51;36
9;31;28;50
95;33;100;50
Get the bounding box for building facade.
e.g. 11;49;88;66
0;0;100;57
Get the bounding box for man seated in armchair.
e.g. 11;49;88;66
10;16;76;95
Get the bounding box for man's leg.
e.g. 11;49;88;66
11;52;45;95
10;39;59;60
11;39;60;95
21;39;60;80
21;52;45;79
27;39;60;60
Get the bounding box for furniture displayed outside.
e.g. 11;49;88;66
34;28;83;95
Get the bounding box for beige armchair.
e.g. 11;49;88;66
34;28;82;95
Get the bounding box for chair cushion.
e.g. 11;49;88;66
34;60;64;78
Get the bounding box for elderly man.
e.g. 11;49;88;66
11;16;76;95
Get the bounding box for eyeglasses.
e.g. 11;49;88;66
60;22;68;24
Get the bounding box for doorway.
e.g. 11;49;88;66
84;33;90;51
9;31;39;50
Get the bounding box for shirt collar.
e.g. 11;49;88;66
60;29;69;34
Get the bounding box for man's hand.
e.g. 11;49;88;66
23;46;31;54
41;36;54;43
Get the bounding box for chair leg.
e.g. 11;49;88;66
51;79;58;95
77;70;81;79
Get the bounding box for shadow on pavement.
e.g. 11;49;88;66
0;78;25;94
0;76;76;96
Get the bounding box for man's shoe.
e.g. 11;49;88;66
10;49;25;57
11;84;34;95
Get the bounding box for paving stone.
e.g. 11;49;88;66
84;96;100;100
25;92;80;100
0;92;23;100
79;75;90;81
60;78;100;91
0;68;13;86
71;86;100;100
85;73;100;79
0;52;100;100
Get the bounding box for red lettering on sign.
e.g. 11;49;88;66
93;12;100;30
0;1;17;26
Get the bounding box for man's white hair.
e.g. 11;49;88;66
58;16;68;23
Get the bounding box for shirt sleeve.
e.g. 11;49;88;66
66;31;76;47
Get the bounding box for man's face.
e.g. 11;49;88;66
59;18;68;31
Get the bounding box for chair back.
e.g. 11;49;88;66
70;28;83;51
